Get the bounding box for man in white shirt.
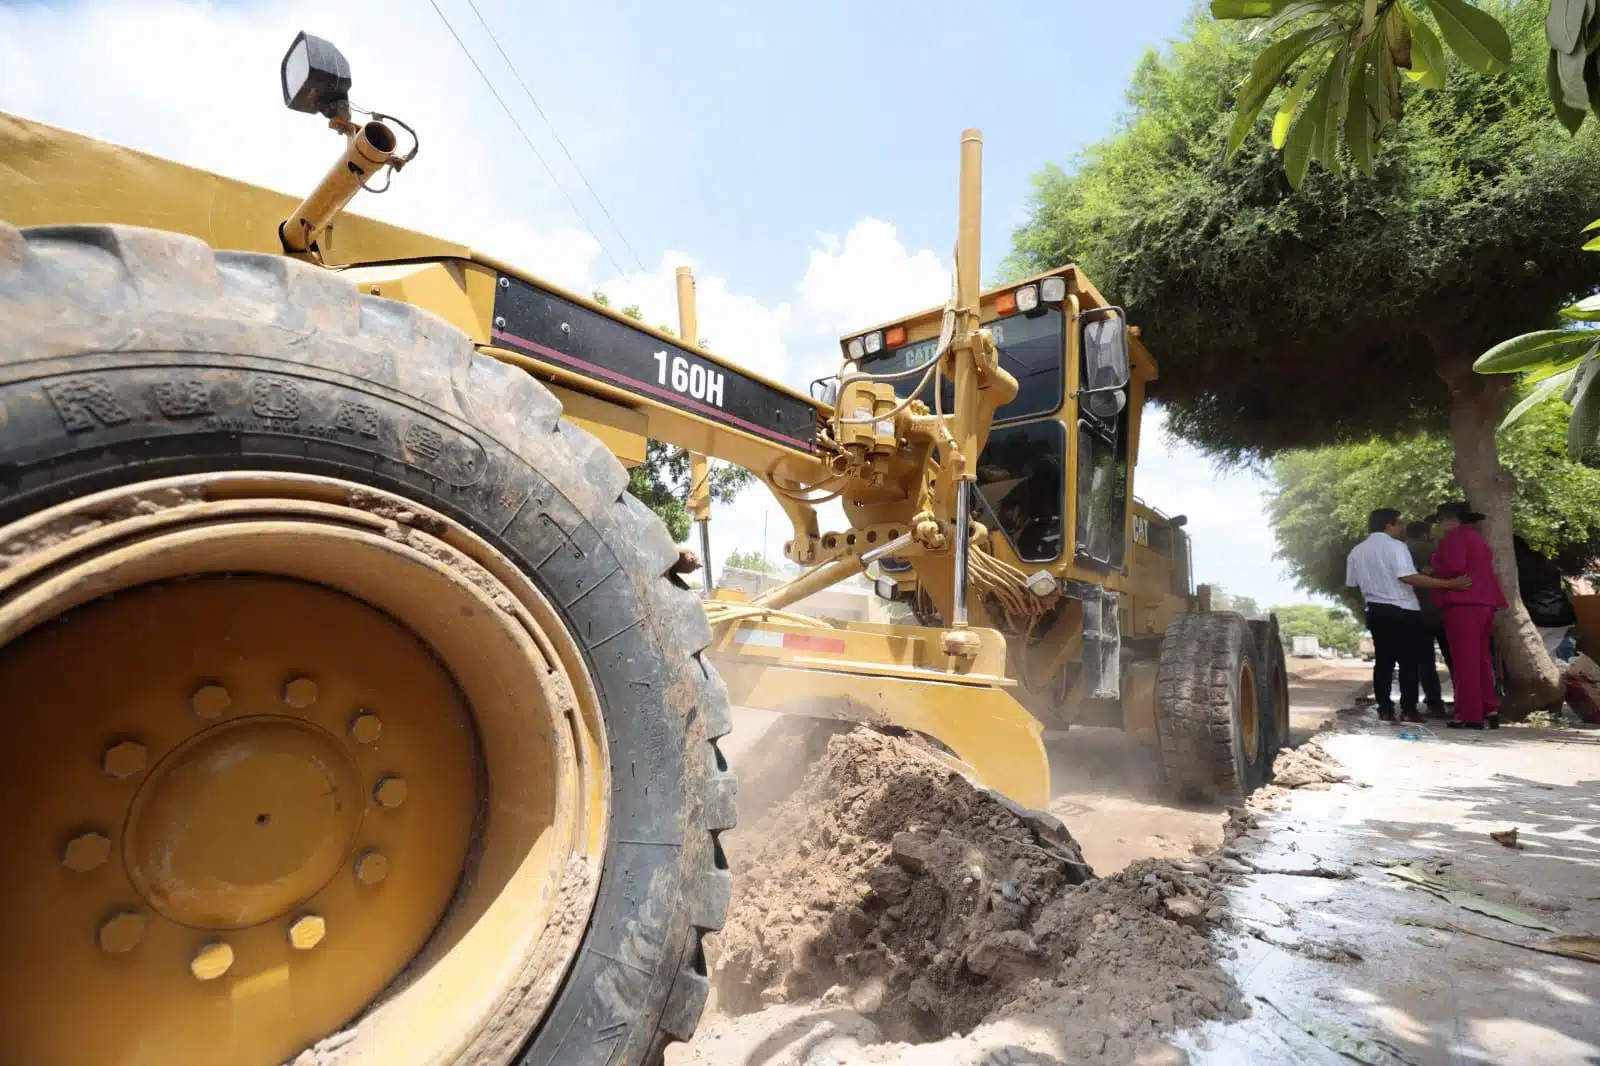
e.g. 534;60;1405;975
1347;508;1471;723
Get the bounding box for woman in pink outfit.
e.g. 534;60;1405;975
1428;501;1507;730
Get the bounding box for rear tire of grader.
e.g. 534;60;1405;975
1154;612;1271;805
0;224;734;1066
1249;615;1291;763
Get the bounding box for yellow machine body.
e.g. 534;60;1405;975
0;111;1206;810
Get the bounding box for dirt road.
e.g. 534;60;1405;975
1047;658;1370;874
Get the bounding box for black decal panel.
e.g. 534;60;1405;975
492;275;819;453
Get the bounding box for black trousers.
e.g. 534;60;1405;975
1418;618;1451;709
1366;603;1425;713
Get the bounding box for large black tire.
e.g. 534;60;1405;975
1155;612;1271;805
1249;615;1291;764
0;224;734;1065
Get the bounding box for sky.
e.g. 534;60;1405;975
0;0;1320;608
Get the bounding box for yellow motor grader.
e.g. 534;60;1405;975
0;31;1286;1066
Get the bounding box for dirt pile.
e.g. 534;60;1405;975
1267;737;1348;790
709;729;1245;1053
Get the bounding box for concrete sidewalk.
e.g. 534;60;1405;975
1185;720;1600;1065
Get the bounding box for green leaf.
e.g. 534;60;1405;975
1501;368;1577;430
1423;0;1513;74
1528;353;1588;382
1254;0;1340;40
1363;0;1379;36
1284;87;1320;187
1475;329;1600;373
1549;49;1590;131
1273;60;1322;147
1561;295;1600;320
1315;49;1351;170
1568;353;1600;460
1378;36;1403;122
1346;50;1375;173
1585;218;1600;233
1227;26;1335;159
1547;0;1589;54
1213;0;1283;18
1402;4;1449;87
1556;44;1590;109
1586;235;1600;251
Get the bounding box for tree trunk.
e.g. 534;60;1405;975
1434;351;1563;710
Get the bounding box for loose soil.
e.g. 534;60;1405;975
703;729;1247;1062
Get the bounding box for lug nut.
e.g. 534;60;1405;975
288;914;326;950
283;677;318;709
191;683;231;719
101;741;148;780
373;776;408;808
61;831;112;872
354;850;389;885
98;911;145;954
190;940;234;981
349;711;382;744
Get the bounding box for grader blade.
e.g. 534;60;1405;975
709;616;1051;810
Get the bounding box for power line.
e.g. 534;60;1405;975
424;0;626;276
464;0;647;273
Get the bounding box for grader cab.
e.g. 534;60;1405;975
0;30;1286;1066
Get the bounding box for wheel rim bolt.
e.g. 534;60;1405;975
354;850;389;885
98;911;145;953
283;676;318;709
190;940;234;981
288;914;326;950
349;711;382;744
373;776;407;808
62;831;112;872
191;683;231;719
102;741;148;779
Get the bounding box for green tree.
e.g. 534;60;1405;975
1213;0;1600;185
1006;0;1600;701
1272;603;1366;652
1268;391;1600;610
725;548;778;573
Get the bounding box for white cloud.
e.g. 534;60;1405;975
799;218;950;332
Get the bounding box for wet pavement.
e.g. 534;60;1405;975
1183;714;1600;1065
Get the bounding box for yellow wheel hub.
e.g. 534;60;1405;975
127;715;368;929
1240;661;1261;763
0;473;613;1066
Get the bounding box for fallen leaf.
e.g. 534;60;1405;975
1256;996;1416;1065
1489;828;1522;850
1442;925;1600;965
1384;868;1560;931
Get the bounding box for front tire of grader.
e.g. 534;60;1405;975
1155;612;1271;805
0;224;734;1066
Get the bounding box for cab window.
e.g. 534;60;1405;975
973;420;1065;563
868;308;1064;424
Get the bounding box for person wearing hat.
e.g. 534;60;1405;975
1428;501;1508;730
